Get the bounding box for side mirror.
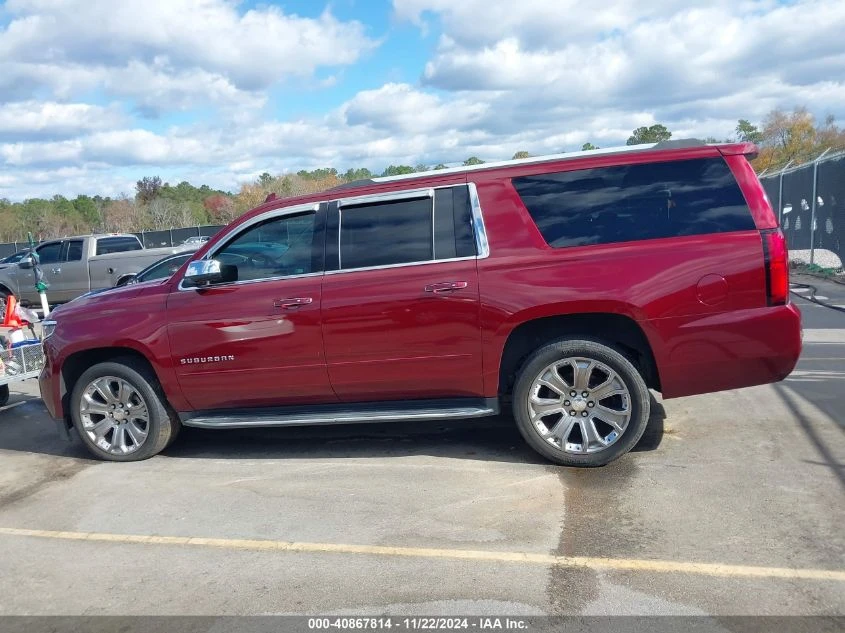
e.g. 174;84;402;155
18;255;35;270
183;259;237;287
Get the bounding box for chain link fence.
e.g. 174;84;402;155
760;150;845;270
0;225;226;259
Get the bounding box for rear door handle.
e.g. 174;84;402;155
424;281;468;294
273;297;313;309
51;267;62;274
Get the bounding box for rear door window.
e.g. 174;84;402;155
512;157;755;248
339;195;433;269
336;186;476;270
96;236;143;255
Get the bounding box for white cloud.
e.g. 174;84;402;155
0;101;124;139
2;0;845;202
0;0;378;108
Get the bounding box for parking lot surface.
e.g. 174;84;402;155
1;281;843;616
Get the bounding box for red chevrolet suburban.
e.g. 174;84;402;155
39;140;801;465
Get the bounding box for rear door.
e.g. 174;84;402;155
320;185;485;401
52;239;88;301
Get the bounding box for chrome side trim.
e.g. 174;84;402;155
183;405;498;429
467;182;490;258
336;187;434;208
324;256;477;276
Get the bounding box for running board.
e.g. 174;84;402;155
180;398;499;429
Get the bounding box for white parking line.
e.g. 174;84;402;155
802;329;845;344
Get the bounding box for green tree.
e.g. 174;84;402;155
414;163;429;172
135;176;162;204
580;143;599;151
463;156;485;166
511;151;531;160
72;195;100;226
736;119;763;144
381;165;416;177
626;124;672;145
433;163;448;170
343;167;373;182
258;173;273;187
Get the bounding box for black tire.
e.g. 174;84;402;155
512;337;650;467
70;358;179;462
0;384;9;407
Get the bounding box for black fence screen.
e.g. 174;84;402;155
0;225;226;257
760;151;845;269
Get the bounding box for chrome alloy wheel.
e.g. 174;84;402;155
527;357;632;454
79;376;150;456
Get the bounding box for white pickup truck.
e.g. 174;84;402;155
0;234;191;306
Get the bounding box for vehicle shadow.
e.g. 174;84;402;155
0;393;666;465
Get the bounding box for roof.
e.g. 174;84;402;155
330;139;738;192
243;138;755;219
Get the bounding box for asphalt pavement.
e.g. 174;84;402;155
0;286;843;618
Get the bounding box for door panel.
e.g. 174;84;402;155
321;191;484;402
167;276;332;410
166;205;334;411
321;262;483;401
52;240;88;302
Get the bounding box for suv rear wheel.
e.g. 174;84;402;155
513;338;650;467
70;359;179;461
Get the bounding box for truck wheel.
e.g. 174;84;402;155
0;384;9;407
512;338;650;467
70;358;179;462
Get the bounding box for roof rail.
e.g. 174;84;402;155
334;138;718;188
652;138;707;150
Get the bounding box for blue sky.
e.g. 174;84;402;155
1;0;844;200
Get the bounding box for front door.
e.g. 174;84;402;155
321;186;484;401
167;204;334;411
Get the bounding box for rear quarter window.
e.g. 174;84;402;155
512;157;755;248
96;236;143;255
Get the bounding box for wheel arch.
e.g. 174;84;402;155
60;347;167;428
497;312;661;397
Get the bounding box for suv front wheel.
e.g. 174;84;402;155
513;338;650;467
70;359;179;461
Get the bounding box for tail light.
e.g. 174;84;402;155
761;229;788;306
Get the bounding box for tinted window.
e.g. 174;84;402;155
512;157;755;248
138;255;191;282
434;187;476;260
64;240;83;262
96;236;143;255
36;242;62;264
215;211;317;281
340;197;433;269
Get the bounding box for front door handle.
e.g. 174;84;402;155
424;281;468;294
51;267;62;274
273;297;313;309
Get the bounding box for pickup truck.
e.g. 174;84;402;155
0;234;190;306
